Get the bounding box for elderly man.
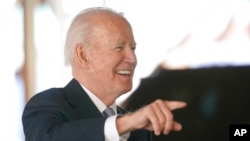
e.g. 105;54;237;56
22;7;186;141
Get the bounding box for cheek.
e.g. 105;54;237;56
101;54;120;68
94;57;117;74
90;51;121;74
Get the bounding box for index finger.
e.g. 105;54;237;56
165;101;187;111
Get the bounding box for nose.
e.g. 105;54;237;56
124;47;137;66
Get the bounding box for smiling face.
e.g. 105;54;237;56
76;13;137;102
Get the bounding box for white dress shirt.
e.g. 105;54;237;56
80;84;130;141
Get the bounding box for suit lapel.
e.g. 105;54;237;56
117;106;130;115
63;79;151;140
63;79;103;119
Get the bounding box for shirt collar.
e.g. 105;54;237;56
80;83;117;114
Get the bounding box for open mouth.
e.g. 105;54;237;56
116;70;132;76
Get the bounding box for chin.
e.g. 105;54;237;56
116;86;130;94
122;87;132;94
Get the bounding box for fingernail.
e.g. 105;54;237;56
164;130;169;135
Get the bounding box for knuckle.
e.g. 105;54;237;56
154;99;162;104
160;117;165;125
145;104;154;113
168;114;174;121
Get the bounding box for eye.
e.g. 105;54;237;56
131;42;137;51
114;46;123;52
131;46;136;51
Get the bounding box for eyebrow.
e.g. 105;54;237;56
111;41;136;46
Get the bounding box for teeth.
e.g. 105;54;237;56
117;70;132;75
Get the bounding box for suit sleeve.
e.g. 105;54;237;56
22;92;106;141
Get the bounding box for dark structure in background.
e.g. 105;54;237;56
122;65;250;141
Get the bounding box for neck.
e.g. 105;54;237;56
74;77;117;106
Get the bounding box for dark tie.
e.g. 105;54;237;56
103;107;116;117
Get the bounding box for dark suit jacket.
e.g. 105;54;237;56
22;79;151;141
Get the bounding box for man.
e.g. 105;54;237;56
22;7;186;141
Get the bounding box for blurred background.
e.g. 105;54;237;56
0;0;249;140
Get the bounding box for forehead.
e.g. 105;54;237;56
91;15;135;41
91;12;131;28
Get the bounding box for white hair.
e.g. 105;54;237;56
64;7;124;66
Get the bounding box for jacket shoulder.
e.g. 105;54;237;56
26;88;65;107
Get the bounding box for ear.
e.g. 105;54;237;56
75;43;89;68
